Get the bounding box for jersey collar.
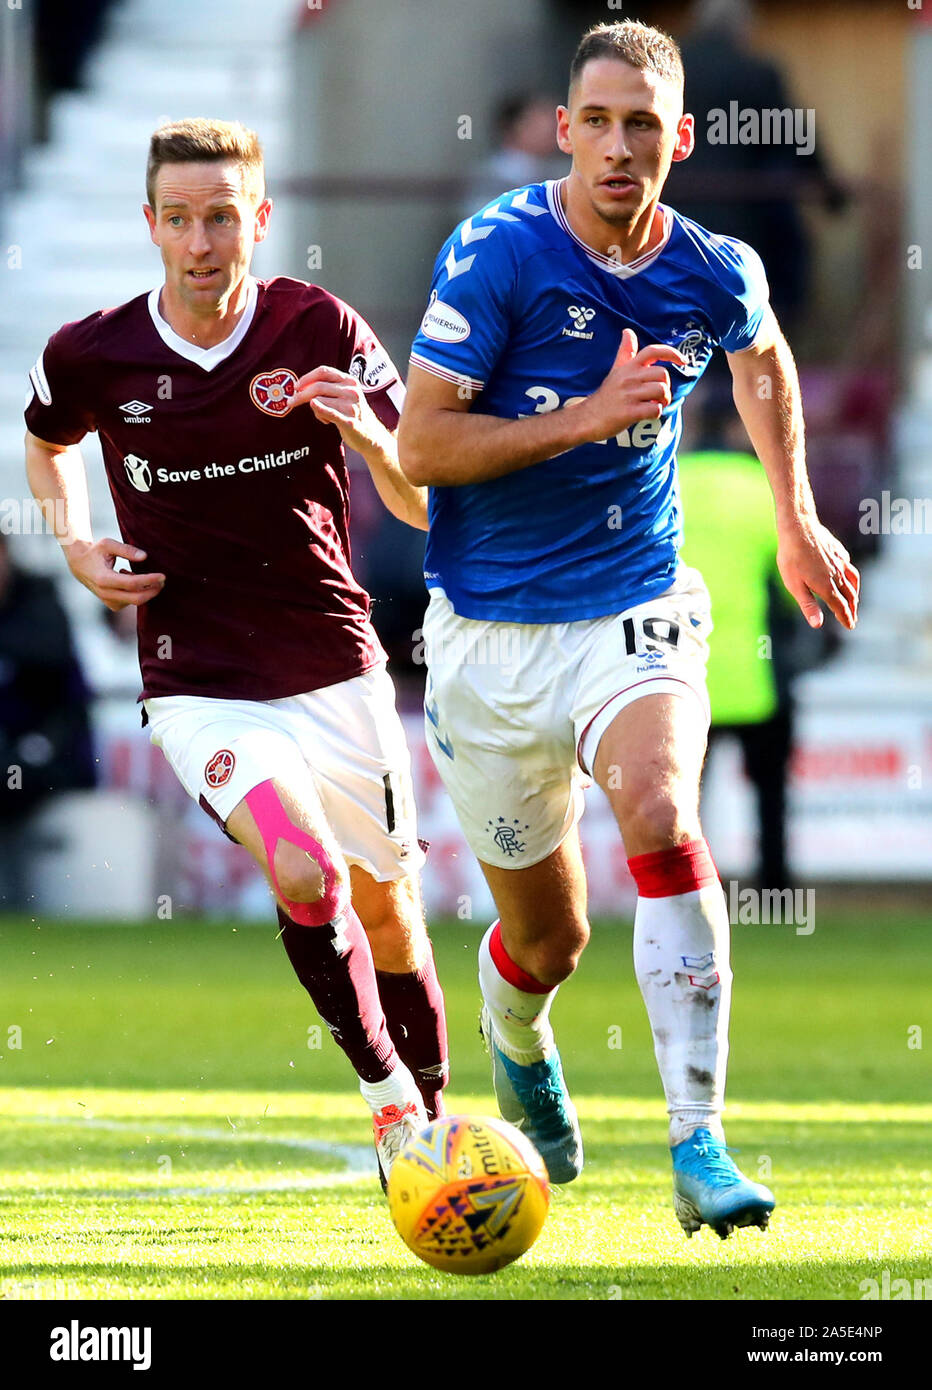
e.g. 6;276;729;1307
146;276;259;370
546;179;672;279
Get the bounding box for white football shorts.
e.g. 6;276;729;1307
144;663;423;882
422;565;712;870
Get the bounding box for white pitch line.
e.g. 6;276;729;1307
5;1114;377;1193
126;1174;372;1197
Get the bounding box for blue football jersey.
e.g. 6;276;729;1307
409;179;770;622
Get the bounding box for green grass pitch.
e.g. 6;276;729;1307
0;907;929;1300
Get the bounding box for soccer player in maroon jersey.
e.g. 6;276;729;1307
25;118;447;1182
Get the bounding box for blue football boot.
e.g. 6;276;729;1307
479;1006;583;1183
671;1127;775;1239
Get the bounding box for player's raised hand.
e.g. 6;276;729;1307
574;329;687;443
777;517;860;630
67;537;165;611
289;365;386;454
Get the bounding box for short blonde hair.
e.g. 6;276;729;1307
146;118;265;208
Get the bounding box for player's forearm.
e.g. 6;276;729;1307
24;433;93;553
398;400;593;488
25;438;163;609
730;337;817;531
357;427;429;531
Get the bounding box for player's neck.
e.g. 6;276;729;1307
157;275;254;349
560;177;664;263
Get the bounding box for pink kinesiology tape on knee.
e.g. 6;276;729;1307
245;780;347;926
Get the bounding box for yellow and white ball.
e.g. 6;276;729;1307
387;1114;550;1275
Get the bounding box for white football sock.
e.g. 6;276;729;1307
478;923;556;1063
359;1060;422;1115
633;884;733;1146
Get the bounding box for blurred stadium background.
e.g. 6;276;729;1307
1;0;930;922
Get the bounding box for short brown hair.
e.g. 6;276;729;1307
569;20;684;97
146;118;265;209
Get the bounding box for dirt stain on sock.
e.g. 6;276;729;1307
686;1065;714;1088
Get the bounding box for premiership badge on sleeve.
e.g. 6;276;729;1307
250;368;298;416
419;290;471;343
349;349;397;393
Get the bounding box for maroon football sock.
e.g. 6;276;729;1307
376;949;449;1120
277;906;397;1084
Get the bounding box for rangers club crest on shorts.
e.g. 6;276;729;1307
205;750;236;788
488;817;531;857
249;368;298;416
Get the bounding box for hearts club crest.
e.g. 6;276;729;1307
205;750;235;788
250;369;298;416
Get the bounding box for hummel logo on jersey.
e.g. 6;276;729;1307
563;304;596;340
120;400;153;422
636;648;668;674
123;454;152;493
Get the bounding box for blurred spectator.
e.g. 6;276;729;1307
344;450;426;696
460;92;569;218
77;603;142;700
0;537;96;908
666;0;849;340
30;0;121;142
1;0;121;198
361;510;428;697
678;405;834;890
36;0;118;94
370;96;565;685
0;2;32;207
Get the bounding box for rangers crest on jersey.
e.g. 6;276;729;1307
205;750;236;788
249;368;298;416
668;321;714;376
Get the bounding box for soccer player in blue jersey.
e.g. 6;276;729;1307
398;20;859;1238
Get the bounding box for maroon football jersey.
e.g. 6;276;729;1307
26;277;405;701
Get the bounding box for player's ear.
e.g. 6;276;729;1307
671;113;695;164
556;105;573;156
254;198;273;243
143;204;159;245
